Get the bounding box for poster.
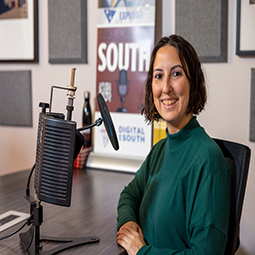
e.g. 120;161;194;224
88;0;156;172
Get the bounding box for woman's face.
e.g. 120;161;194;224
152;45;192;134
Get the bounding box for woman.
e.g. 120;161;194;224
116;34;231;255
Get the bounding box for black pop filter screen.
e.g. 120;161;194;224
97;93;119;151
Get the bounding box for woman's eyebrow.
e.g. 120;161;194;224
153;68;163;73
170;65;183;71
153;65;183;73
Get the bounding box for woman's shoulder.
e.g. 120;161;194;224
196;131;223;157
194;129;230;173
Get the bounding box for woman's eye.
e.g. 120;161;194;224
154;73;162;79
173;71;181;77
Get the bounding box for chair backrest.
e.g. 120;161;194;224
213;138;251;255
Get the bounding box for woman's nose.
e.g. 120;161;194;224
162;77;172;94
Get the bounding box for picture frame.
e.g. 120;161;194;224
0;0;38;63
48;0;88;64
236;0;255;56
175;0;228;63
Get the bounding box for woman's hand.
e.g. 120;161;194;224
117;221;146;255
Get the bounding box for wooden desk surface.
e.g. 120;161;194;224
0;168;135;254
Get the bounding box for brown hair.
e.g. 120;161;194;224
142;34;206;122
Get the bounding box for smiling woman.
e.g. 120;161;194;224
142;35;206;124
151;45;192;134
116;34;231;255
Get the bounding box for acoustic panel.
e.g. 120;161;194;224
48;0;87;63
175;0;228;62
250;68;255;141
0;70;32;127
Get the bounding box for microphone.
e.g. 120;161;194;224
97;93;119;151
117;69;128;113
22;69;107;254
34;74;119;207
118;69;128;97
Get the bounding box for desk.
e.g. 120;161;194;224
0;168;135;254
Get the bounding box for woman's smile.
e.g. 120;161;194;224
161;98;178;107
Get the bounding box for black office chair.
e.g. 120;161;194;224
213;138;251;255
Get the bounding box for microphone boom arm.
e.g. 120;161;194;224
78;118;103;131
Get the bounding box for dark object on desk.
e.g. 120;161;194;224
213;138;251;255
82;91;92;147
19;68;119;254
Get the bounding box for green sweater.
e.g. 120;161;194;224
117;117;231;255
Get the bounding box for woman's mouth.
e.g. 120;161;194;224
162;99;178;106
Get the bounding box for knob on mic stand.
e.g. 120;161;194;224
66;67;77;121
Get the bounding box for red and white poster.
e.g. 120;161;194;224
88;0;156;172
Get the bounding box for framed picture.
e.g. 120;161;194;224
175;0;228;63
236;0;255;56
0;0;38;62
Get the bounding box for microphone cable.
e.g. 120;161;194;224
26;162;36;197
0;212;34;241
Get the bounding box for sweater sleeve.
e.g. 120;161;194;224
117;159;148;230
117;140;165;230
138;224;228;255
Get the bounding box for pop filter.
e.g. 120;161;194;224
97;93;119;151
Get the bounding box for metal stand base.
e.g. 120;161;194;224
20;226;100;255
